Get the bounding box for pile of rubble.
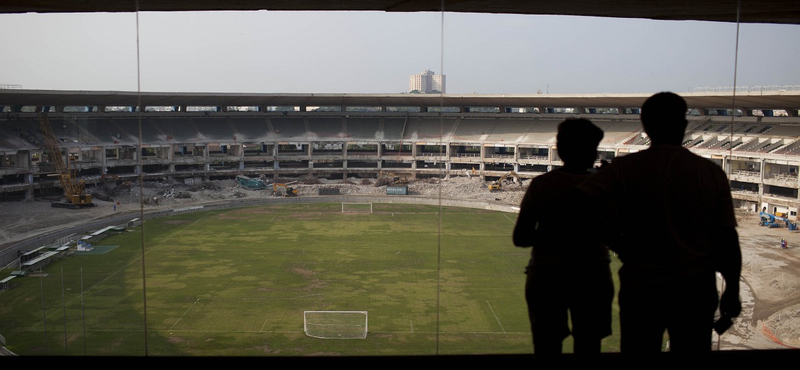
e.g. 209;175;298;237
87;175;528;207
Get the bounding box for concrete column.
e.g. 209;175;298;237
101;146;108;170
722;156;728;175
22;150;31;169
25;173;33;201
759;159;765;196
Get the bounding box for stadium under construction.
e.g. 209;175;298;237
2;89;800;216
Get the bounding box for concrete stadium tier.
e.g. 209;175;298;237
1;89;800;217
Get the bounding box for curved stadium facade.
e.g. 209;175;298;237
2;89;800;215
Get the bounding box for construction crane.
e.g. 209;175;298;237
37;112;94;209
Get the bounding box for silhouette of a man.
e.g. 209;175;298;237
513;118;613;355
577;92;742;353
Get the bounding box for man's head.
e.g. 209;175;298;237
641;92;688;145
556;118;604;170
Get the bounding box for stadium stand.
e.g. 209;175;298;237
1;89;800;218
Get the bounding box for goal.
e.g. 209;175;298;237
303;311;368;339
341;202;373;214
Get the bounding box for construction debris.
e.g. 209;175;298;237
86;175;526;208
236;175;269;190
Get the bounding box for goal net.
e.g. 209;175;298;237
304;311;368;339
341;202;373;214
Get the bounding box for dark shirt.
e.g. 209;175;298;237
515;169;610;267
577;145;737;285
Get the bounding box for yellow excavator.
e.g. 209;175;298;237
379;171;409;185
38;112;94;209
487;171;522;192
273;183;298;197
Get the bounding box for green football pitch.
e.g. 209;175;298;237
0;202;620;356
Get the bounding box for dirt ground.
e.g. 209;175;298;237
1;176;798;350
722;211;800;349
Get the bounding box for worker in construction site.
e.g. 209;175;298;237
513;118;613;356
577;92;742;353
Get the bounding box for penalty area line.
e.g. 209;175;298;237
486;300;506;333
156;213;212;247
170;298;201;331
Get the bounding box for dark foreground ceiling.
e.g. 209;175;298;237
1;1;799;25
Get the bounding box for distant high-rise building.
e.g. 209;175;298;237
409;70;446;93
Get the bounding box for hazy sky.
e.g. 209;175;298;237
1;10;798;95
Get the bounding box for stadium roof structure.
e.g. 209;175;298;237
2;89;800;113
1;0;799;25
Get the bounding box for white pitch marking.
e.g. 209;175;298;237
170;298;201;331
32;214;211;329
294;293;323;299
157;213;211;247
486;300;505;333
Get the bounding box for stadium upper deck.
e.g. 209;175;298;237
2;89;800;216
